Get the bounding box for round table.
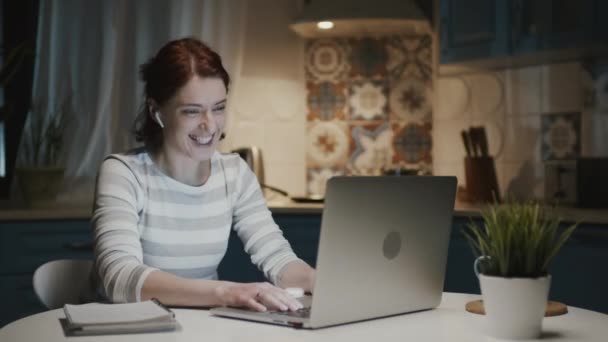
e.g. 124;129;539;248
1;293;607;341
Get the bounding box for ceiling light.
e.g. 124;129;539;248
317;21;334;30
290;0;430;38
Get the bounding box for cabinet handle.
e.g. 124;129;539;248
64;241;94;251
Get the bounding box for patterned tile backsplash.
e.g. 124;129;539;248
541;112;581;160
304;34;434;195
432;61;608;201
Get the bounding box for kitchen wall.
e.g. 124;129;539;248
434;62;608;200
222;0;308;195
226;0;608;200
225;0;434;196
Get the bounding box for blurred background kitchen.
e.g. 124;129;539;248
1;0;608;327
1;0;607;208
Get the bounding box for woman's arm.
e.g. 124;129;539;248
230;156;316;289
140;270;225;307
93;157;154;303
94;157;300;311
141;271;302;311
277;260;316;293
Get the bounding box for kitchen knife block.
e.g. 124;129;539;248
464;156;500;203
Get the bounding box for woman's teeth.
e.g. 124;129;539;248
190;134;214;145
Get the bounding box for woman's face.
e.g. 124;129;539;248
156;76;227;162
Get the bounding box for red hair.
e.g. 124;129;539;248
133;38;230;149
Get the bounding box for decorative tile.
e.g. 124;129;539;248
307;168;344;196
305;39;350;83
307;82;348;121
389;77;432;123
348;80;388;121
307;121;350;168
386;34;432;82
392;122;433;165
348;37;388;80
304;33;435;186
347;123;394;175
541;112;581;160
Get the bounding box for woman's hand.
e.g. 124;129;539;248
215;282;303;312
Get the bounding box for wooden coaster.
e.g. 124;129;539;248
465;300;568;317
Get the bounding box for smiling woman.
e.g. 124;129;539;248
133;38;230;155
92;38;315;314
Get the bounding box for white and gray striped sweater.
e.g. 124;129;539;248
92;148;300;303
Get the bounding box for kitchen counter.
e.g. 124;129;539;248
266;199;608;225
0;198;607;224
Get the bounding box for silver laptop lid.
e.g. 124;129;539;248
309;176;457;328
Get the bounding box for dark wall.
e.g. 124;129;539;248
0;0;39;198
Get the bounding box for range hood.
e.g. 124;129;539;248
290;0;431;38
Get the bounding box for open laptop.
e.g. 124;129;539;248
210;176;457;329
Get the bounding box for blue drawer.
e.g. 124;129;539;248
0;220;93;274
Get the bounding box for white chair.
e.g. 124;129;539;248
32;259;94;309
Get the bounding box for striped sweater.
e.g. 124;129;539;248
91;148;300;303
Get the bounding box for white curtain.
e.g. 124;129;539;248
25;0;247;205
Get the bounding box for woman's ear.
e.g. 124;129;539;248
147;100;164;128
154;111;165;128
147;99;159;116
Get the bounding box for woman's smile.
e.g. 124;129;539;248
189;133;215;146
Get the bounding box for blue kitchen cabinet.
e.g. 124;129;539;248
444;217;480;294
597;1;608;43
1;213;607;328
511;0;596;54
0;219;93;327
548;222;608;314
440;0;603;64
439;0;510;63
0;275;45;326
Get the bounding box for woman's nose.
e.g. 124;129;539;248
199;110;216;130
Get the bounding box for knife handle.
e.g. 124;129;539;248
468;127;479;157
477;126;489;156
461;130;471;156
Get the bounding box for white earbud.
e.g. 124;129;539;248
155;111;165;128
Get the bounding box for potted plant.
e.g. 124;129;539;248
463;201;578;340
16;96;73;208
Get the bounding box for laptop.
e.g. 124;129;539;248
210;176;457;329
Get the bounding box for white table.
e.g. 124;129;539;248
2;293;607;341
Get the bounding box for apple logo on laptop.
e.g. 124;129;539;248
383;231;401;260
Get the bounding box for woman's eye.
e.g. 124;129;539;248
183;109;200;116
213;106;226;113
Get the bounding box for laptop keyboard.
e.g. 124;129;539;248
270;306;311;318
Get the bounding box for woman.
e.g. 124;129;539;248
92;37;315;312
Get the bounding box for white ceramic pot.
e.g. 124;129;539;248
479;274;551;340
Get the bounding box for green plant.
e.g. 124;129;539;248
20;96;73;167
463;200;578;278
